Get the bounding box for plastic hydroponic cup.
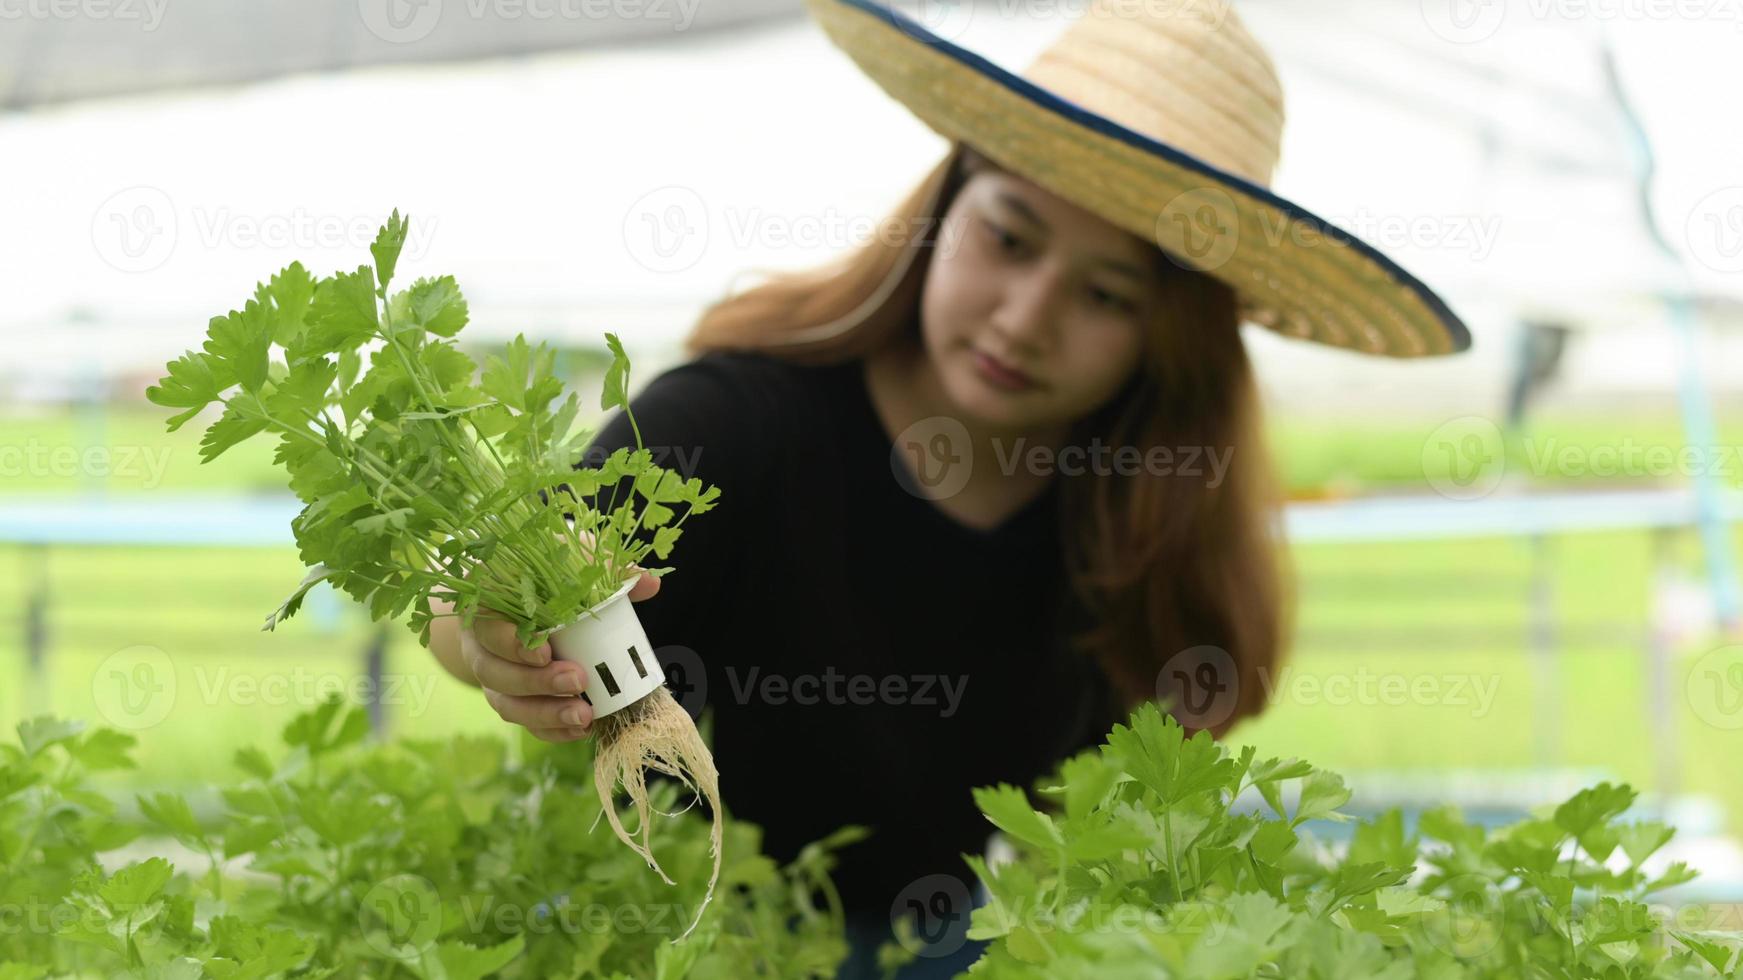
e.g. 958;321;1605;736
548;579;665;718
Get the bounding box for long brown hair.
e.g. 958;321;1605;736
681;141;1294;737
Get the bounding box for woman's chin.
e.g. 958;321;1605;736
941;366;1045;432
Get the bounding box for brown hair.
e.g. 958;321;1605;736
680;142;1294;737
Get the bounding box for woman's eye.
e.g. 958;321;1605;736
984;220;1023;254
1090;286;1137;314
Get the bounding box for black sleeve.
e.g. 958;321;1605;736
564;351;781;661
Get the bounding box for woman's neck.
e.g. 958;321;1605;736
863;336;1063;531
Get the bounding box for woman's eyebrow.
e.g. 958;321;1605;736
993;191;1149;283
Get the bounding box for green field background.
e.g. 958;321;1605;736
3;404;1742;837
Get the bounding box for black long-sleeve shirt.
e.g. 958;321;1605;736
579;348;1117;922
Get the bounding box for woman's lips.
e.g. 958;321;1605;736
971;347;1038;391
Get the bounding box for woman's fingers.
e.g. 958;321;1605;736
473;607;552;667
461;628;586;697
628;568;661;602
483;687;594;731
528;725;593;743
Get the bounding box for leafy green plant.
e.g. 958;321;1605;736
145;212;729;937
955;702;1743;978
145;210;719;654
10;698;1743;977
0;698;858;979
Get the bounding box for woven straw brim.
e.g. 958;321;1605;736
806;0;1472;359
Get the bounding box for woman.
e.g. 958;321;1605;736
427;0;1470;974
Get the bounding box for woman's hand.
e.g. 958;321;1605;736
462;570;660;741
425;530;663;741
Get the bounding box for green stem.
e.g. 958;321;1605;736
205;841;224;902
1163;809;1185;901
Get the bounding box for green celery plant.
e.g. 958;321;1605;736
146;210;719;654
146;211;731;942
949;702;1743;978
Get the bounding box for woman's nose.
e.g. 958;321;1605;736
991;264;1067;351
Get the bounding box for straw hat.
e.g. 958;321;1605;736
798;0;1472;358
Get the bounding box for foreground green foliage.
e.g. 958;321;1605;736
7;700;1743;978
0;697;855;978
956;703;1743;979
145;211;720;654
